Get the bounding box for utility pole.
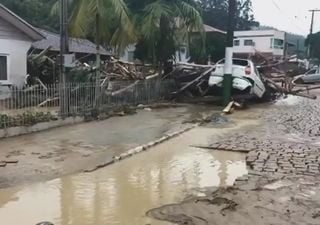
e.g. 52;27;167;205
307;9;320;59
60;0;69;117
223;0;236;106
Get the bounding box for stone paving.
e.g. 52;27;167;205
207;97;320;178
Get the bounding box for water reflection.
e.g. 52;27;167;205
0;128;247;225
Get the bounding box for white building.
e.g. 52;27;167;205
0;4;43;87
233;30;286;60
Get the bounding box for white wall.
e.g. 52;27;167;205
0;39;31;87
233;30;285;57
120;44;136;62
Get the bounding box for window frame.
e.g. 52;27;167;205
306;69;317;75
244;39;254;46
270;38;284;49
0;54;8;81
233;39;240;46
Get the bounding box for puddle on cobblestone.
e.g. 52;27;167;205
0;127;247;225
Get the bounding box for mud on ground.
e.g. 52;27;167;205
0;104;218;188
148;96;320;225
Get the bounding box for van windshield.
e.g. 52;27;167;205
217;59;249;67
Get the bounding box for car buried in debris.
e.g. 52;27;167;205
208;58;266;98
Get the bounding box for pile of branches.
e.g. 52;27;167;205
101;58;157;81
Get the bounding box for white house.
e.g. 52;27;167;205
233;30;286;60
0;4;44;87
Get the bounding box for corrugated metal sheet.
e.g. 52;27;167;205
32;29;112;56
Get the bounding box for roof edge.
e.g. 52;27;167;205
0;4;44;41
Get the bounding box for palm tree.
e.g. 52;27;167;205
134;0;205;70
53;0;135;105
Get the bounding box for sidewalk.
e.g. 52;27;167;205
0;105;216;188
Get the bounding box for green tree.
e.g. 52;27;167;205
200;0;258;31
127;0;205;69
0;0;59;31
188;0;258;63
306;32;320;62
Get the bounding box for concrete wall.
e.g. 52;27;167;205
0;38;31;87
233;30;285;58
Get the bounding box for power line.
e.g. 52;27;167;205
270;0;308;33
307;9;320;58
308;9;320;34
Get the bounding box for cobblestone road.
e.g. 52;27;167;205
208;96;320;178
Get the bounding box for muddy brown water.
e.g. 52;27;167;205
0;127;248;225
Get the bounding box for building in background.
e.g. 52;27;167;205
233;30;292;60
0;4;43;87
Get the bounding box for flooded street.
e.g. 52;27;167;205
0;127;247;225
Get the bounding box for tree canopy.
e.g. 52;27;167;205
0;0;259;64
0;0;59;31
306;32;320;62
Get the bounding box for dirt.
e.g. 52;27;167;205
0;104;220;188
148;175;320;225
0;126;248;225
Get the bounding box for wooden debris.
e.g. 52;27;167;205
171;65;215;97
110;81;140;96
223;101;235;114
101;57;157;81
5;160;19;164
0;161;6;167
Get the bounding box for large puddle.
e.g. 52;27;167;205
0;127;247;225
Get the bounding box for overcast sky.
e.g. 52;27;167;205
251;0;320;36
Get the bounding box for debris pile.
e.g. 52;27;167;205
170;63;215;97
101;58;158;81
169;60;320;102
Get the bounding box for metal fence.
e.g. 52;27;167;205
0;79;176;129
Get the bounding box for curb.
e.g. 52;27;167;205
84;124;198;173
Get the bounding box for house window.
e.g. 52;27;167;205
234;40;240;46
0;56;7;80
244;40;254;46
270;38;284;49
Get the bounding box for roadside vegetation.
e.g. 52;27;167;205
0;0;257;65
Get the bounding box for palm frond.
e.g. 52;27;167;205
69;0;91;37
141;0;172;40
